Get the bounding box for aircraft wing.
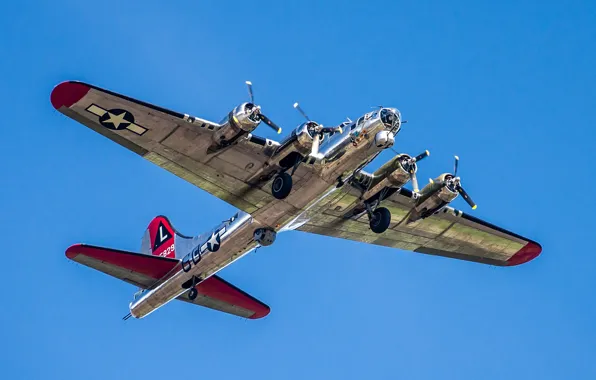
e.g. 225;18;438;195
51;81;279;214
297;188;541;266
66;244;270;319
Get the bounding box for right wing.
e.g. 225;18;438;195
51;81;281;214
66;244;270;319
296;188;541;267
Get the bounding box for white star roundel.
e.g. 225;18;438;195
206;232;221;252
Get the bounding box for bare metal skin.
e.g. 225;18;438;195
53;80;542;320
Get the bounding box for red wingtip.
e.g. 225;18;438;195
506;241;542;266
65;243;85;259
248;306;271;319
51;81;90;110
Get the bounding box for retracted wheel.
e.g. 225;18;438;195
369;207;391;234
272;172;293;199
188;287;198;301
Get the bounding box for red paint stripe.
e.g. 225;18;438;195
197;277;270;319
51;81;90;109
66;244;179;279
506;242;542;266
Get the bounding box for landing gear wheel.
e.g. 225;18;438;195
369;207;391;234
188;288;198;301
272;172;293;200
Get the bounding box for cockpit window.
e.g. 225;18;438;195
356;117;364;128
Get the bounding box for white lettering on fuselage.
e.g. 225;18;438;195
181;225;227;272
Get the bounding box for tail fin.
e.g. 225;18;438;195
140;216;193;259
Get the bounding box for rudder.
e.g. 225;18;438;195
140;216;189;258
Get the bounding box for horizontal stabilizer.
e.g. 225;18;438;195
66;244;180;288
66;244;269;319
178;275;270;319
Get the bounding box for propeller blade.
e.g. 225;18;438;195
293;102;310;121
245;81;254;104
258;114;282;134
413;150;430;162
311;133;321;155
410;171;419;192
457;185;477;210
454;155;459;177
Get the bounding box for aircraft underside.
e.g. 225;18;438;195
53;79;542;320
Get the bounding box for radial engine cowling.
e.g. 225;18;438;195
420;174;459;203
369;153;416;189
289;122;320;155
386;154;415;187
212;103;261;145
357;153;418;195
436;174;460;202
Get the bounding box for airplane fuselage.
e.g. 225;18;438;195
129;108;401;318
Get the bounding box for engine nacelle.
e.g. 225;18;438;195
385;154;414;187
419;174;458;203
360;154;416;194
293;122;315;154
254;228;276;246
292;121;327;155
212;103;261;146
276;121;324;156
406;173;459;222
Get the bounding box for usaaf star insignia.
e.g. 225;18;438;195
206;232;221;252
86;104;147;136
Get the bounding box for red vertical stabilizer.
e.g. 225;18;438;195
143;216;177;258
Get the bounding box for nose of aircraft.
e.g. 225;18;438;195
380;108;400;130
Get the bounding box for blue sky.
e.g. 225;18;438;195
1;0;595;378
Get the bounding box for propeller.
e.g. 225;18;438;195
293;102;311;122
258;113;282;134
245;81;254;103
445;155;477;210
397;150;430;192
293;102;343;156
245;81;282;134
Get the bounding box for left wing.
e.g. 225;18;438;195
66;244;270;319
51;81;279;214
296;188;541;266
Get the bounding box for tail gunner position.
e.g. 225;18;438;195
52;80;542;320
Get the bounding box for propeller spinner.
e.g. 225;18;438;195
245;81;282;134
397;150;430;192
293;102;343;156
446;155;477;210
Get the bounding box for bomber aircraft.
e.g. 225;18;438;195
51;80;542;320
